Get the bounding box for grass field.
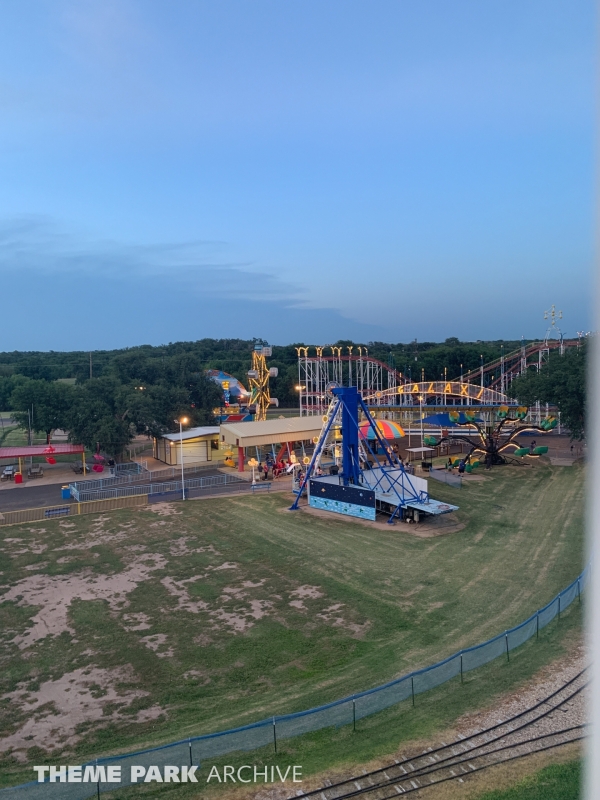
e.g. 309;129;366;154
0;461;585;791
475;760;580;800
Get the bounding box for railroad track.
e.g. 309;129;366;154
292;668;588;799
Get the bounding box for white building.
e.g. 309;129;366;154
153;426;220;466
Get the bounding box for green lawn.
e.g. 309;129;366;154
0;461;585;791
475;760;580;800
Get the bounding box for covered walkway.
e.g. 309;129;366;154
220;417;323;471
0;444;86;479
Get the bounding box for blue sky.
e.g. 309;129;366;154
0;0;595;349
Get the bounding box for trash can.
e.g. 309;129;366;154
14;472;23;484
61;485;71;500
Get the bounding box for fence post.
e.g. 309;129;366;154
578;579;581;604
411;676;415;707
352;698;356;731
189;738;192;766
460;653;463;684
558;595;561;621
505;633;509;663
273;717;277;753
536;612;539;639
96;760;100;800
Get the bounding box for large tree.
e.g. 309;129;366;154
508;344;587;439
10;379;75;442
64;378;133;457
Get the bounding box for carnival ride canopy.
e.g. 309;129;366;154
358;420;406;440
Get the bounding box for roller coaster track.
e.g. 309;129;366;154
459;339;579;390
292;668;587;799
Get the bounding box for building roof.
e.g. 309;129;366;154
161;426;220;442
0;444;85;460
220;416;323;448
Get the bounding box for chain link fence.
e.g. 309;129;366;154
1;567;587;798
71;473;246;502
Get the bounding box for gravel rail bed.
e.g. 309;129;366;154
290;667;588;799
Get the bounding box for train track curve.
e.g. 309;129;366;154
290;668;588;799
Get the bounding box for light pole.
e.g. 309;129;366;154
295;384;303;417
175;417;188;500
248;457;259;485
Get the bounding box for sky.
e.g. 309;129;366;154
0;0;595;350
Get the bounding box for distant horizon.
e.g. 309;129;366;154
0;331;582;357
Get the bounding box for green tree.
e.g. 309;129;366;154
0;376;17;411
10;379;75;442
65;378;133;457
508;344;587;439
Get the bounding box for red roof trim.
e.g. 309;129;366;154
0;444;85;459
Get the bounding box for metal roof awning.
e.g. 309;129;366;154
0;444;85;460
220;416;323;448
161;426;220;442
403;499;459;516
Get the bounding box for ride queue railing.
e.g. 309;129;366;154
70;472;246;502
69;463;228;498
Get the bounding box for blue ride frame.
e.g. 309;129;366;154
289;387;427;523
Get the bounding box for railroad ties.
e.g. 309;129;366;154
291;668;588;799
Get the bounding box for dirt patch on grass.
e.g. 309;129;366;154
147;503;182;516
222;580;265;600
122;612;151;631
0;666;163;759
140;634;174;658
291;585;323;600
169;538;219;557
1;553;167;648
212;599;273;634
316;603;371;638
288;585;324;611
160;572;276;634
161;576;209;614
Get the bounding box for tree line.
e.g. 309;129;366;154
508;342;587;440
0;336;586;455
0;353;222;457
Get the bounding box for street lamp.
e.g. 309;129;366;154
175;417;188;500
248;457;259;485
295;384;303;417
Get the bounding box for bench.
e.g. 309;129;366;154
27;466;44;479
250;482;271;493
44;507;71;518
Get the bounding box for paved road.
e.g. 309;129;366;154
0;471;282;512
0;483;68;512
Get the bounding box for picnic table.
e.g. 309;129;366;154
1;465;15;481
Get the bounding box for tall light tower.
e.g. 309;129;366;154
248;344;278;421
544;305;564;346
